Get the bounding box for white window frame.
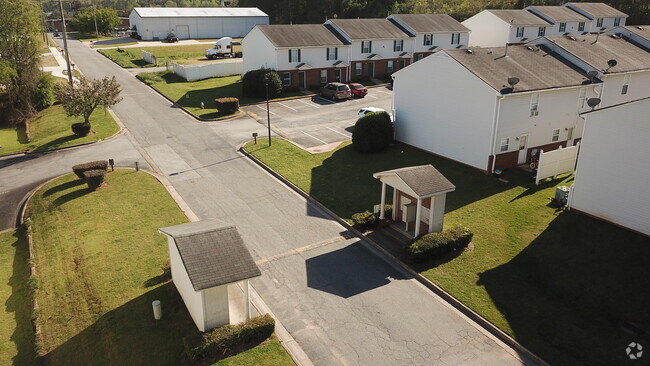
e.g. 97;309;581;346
423;34;433;46
578;22;585;32
567;127;573;141
559;22;566;32
530;94;539;116
361;41;372;54
415;54;424;61
386;60;394;73
320;70;327;84
289;49;300;63
596;18;603;27
614;17;621;26
516;27;524;38
354;62;362;75
394;39;403;52
500;137;510;152
326;47;336;61
538;27;546;37
451;33;461;45
578;87;586;109
552;128;560;142
622;74;630;94
282;72;292;86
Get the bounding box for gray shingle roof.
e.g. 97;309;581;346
565;3;628;18
133;7;267;18
527;6;591;23
375;165;455;197
257;24;346;47
329;19;410;40
488;9;551;26
624;25;650;41
547;34;650;73
446;45;591;93
159;219;261;291
389;14;470;33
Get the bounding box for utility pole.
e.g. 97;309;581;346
59;0;73;86
39;2;48;44
93;3;99;41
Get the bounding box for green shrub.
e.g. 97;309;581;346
351;210;378;230
33;73;55;110
407;226;473;262
214;97;239;114
242;68;282;99
83;169;106;190
71;122;91;136
352;112;393;153
72;160;108;179
184;314;275;362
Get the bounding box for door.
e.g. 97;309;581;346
334;69;341;82
368;62;374;78
517;134;528;165
175;25;190;39
298;71;306;89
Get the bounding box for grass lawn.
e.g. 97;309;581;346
70;32;115;42
98;43;243;68
0;229;36;365
0;104;119;156
213;337;294;366
138;71;303;119
39;55;58;67
244;139;650;365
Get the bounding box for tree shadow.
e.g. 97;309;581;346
476;211;650;365
42;179;84;197
32;135;81;153
52;185;92;206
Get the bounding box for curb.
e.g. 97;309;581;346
239;143;548;366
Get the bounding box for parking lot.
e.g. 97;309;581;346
243;85;393;150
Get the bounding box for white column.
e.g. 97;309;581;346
379;182;387;219
428;197;435;233
414;198;422;237
245;280;251;320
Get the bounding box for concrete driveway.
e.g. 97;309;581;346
243;87;393;149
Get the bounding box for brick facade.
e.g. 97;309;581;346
277;67;349;90
394;190;431;234
351;58;410;80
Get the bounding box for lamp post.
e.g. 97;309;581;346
58;0;73;86
264;77;272;146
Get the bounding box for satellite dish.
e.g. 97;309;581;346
607;59;618;68
587;70;598;79
587;98;601;108
507;77;520;87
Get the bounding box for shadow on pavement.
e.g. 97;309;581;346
90;37;135;46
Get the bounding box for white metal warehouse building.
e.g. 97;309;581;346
128;7;269;41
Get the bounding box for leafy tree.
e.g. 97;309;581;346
70;6;120;35
33;73;56;111
352;111;393;153
55;76;122;134
242;68;282;98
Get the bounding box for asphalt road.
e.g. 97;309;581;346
18;38;533;365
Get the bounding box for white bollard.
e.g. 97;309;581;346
152;300;162;320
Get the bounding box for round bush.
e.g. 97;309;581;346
71;122;91;136
214;97;239;114
351;210;378;230
242;68;282;99
352;112;393;153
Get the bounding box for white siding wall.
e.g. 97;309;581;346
462;11;512;47
138;16;268;41
168;238;205;331
507;26;548;43
202;285;231;331
600;71;650;107
548;21;586;36
393;52;496;170
129;12;142;34
590;17;626;31
242;26;277;73
276;46;349;70
412;32;469;53
571;98;650;236
350;39;413;61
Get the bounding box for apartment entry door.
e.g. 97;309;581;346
298;71;306;89
368;62;374;78
518;134;528;165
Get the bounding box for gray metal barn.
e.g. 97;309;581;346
128;7;269;41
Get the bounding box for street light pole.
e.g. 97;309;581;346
265;79;271;146
58;0;73;86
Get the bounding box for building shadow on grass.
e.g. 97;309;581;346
477;211;650;365
306;241;408;298
41;282;200;365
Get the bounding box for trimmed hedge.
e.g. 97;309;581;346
72;160;108;179
214;97;239;115
352;112;393;153
184;314;275;362
83;169;106;190
242;68;282;99
71;122;91;136
407;226;473;262
351;210;378;230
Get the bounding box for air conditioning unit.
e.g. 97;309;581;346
402;203;417;223
530;110;539;116
555;186;570;206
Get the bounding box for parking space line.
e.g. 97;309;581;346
298;99;319;108
326;126;351;138
316;96;337;104
301;131;328;144
256;105;277;116
277;102;298;112
364;94;378;99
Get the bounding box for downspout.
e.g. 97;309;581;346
488;93;505;173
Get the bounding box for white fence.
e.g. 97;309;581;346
535;143;580;185
141;50;157;65
172;60;243;81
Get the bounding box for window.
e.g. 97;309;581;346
289;49;301;63
578;22;585;32
622;74;630;94
567;127;573;141
559;22;566;32
393;39;403;52
500;137;510;152
552;128;560;142
538;27;546;37
596;18;603;27
614;17;621;26
578;87;586;109
326;47;337;61
423;34;433;46
399;59;406;69
282;72;292;86
451;33;461;44
516;27;524;38
386;60;394;73
530;94;539;116
415;54;424;61
354;62;362;75
320;70;327;84
361;40;372;53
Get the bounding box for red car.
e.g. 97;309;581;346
348;83;368;98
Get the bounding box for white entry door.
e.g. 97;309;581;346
517;134;528;165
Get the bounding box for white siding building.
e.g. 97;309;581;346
526;6;592;35
564;2;628;32
569;98;650;236
608;25;650;50
462;9;551;47
128;7;268;41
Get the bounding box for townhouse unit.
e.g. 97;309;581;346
526;6;592;35
242;24;349;89
325;18;413;80
392;45;600;172
387;14;470;61
564;2;627;32
462;9;552;47
609;25;650;50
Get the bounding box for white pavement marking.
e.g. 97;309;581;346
298;99;319;108
277;102;298;112
256;105;277;116
316;96;336;104
326;126;351;138
301;131;328;144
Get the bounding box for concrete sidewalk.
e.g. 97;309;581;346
40;46;80;82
